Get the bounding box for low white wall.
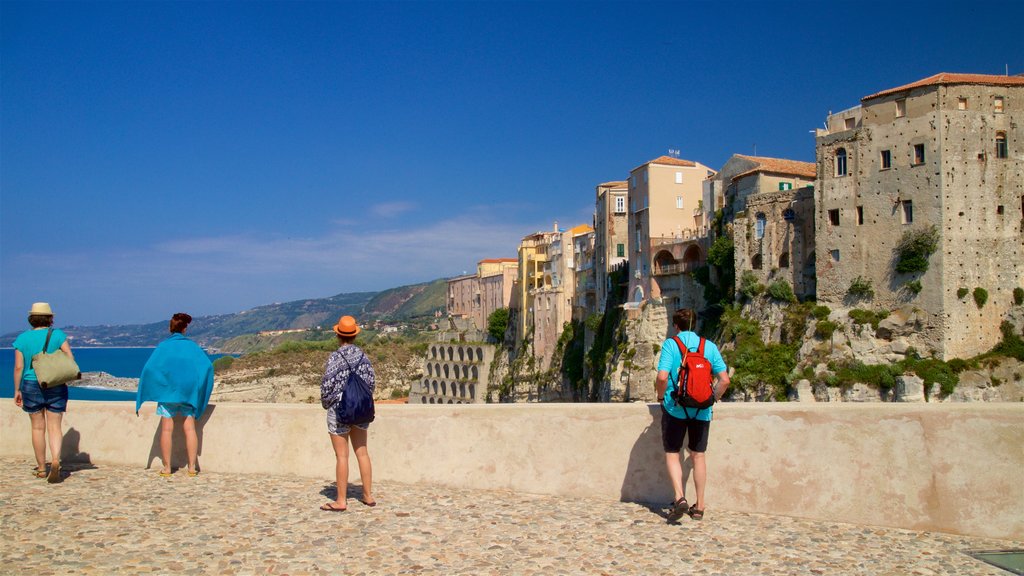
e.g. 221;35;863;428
2;401;1022;539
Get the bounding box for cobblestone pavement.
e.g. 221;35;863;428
1;458;1020;575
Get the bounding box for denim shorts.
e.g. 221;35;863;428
326;405;370;436
20;379;68;414
156;402;198;418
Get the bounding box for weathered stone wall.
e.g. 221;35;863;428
410;342;494;404
815;83;1024;359
736;186;816;299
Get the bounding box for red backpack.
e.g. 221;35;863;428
670;335;715;417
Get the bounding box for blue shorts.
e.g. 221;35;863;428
156;402;198;418
20;379;68;414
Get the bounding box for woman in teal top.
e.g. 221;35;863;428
12;302;75;483
136;313;214;477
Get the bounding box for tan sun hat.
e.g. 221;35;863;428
333;315;360;337
28;302;54;317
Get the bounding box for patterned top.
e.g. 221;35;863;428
320;344;375;409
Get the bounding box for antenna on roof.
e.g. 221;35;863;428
753;144;757;156
667;148;680;158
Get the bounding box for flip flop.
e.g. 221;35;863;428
358;499;377;507
666;497;689;523
187;470;199;477
33;469;48;479
320;502;347;512
159;470;172;477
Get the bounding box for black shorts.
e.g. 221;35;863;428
660;405;710;453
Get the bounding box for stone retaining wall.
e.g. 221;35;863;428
1;402;1021;539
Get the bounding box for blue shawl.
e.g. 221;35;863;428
135;333;214;417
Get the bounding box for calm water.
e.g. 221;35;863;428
0;347;227;402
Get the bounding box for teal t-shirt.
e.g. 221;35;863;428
657;331;727;422
13;328;68;382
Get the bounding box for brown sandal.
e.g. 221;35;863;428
687;504;704;521
667;497;689;523
33;468;47;479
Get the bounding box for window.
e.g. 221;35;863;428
844;117;855;130
755;213;766;239
675;171;683;184
958;97;967;110
856;206;864;225
828;209;840;226
676;196;683;209
835;148;848;176
996;132;1008;159
913;144;925;165
615;196;625;213
994;97;1004;113
779;252;790;268
779;182;793;191
643;170;648;183
896;98;906;118
901;200;913;224
830;249;840;262
616;243;624;258
635;230;641;248
880;149;892;170
752;254;763;270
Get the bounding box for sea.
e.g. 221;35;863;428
0;347;229;402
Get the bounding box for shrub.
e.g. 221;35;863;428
985;321;1024;361
212;356;235;372
973;287;988;309
707;236;734;268
907;357;958;396
767;279;797;303
487;308;510;342
833;361;899;390
946;358;973;373
811;305;831;320
739;271;765;299
904;280;922;294
1014;287;1024;306
847;276;874;299
894;225;939;274
585;313;603;332
848;308;888;330
815;320;838;340
957;287;969;299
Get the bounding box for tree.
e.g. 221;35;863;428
487;308;509;343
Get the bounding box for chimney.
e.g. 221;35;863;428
553;220;559;232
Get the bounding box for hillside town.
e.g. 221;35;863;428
413;72;1024;405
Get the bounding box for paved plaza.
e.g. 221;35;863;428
1;457;1020;575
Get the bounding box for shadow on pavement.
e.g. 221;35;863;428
145;404;217;472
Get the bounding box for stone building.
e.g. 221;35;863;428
514;225;561;342
627;155;715;304
710;154;818;220
594;181;629;312
410;342;495;404
815;72;1024;359
570;225;596;320
446;258;518;333
726;156;818;299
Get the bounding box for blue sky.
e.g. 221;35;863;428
2;1;1022;332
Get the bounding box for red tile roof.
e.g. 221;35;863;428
598;181;628;188
478;258;517;264
732;155;817;181
631;155;697;173
862;73;1024;101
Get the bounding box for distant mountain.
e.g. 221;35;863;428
0;279;447;348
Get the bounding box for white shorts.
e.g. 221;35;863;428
326;406;370;436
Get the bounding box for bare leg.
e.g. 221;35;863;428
327;433;350;509
349;427;373;504
44;410;63;468
664;452;685;503
160;417;174;473
29;411;46;471
691;450;707;510
183;416;198;473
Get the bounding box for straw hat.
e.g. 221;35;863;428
333;315;360;337
28;302;54;317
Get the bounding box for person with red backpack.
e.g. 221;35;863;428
655;308;730;523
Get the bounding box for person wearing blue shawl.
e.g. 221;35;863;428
136;313;213;477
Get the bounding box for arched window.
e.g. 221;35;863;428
755;213;767;239
752;254;763;270
835;148;848;177
996;132;1008;159
779;252;790;268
